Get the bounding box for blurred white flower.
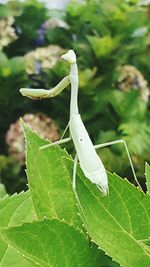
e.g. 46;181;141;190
0;0;70;9
132;27;148;37
6;113;60;164
118;65;149;102
0;16;17;50
43;18;69;30
0;0;7;4
25;45;64;74
40;0;70;9
138;0;150;6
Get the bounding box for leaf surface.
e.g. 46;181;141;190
2;218;102;267
22;121;82;228
77;170;150;267
65;158;150;267
22;122;118;266
0;191;36;267
145;162;150;195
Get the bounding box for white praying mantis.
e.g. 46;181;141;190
20;50;141;196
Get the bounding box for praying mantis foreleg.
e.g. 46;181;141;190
94;139;141;189
20;75;70;100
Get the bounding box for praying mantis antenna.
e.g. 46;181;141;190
20;50;142;195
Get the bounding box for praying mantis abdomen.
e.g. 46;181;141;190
69;114;108;193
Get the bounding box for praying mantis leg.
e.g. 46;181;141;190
94;139;142;189
72;154;78;191
39;122;71;150
39;137;71;150
60;122;70;140
20;75;70;100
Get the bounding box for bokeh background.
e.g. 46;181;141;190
0;0;150;195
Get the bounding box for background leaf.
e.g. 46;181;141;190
87;35;119;57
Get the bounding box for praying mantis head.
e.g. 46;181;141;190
90;170;109;196
61;50;76;64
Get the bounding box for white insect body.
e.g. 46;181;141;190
70;113;108;193
64;50;108;194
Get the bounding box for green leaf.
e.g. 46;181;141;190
119;121;150;155
2;218;103;267
67;0;86;17
72;166;150;267
0;183;7;198
87;35;119;57
22;121;82;228
0;248;37;267
0;191;36;267
0;191;35;228
0;240;7;264
110;90;147;120
79;68;97;88
0;4;12;17
9;57;25;74
65;158;150;267
145;162;150;195
0;52;8;66
21;122;117;266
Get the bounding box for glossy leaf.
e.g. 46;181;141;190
2;218;103;267
0;191;36;267
145;162;150;195
73;165;150;267
22;121;82;228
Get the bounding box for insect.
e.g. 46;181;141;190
20;50;141;196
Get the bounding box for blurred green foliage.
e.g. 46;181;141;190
0;0;150;193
